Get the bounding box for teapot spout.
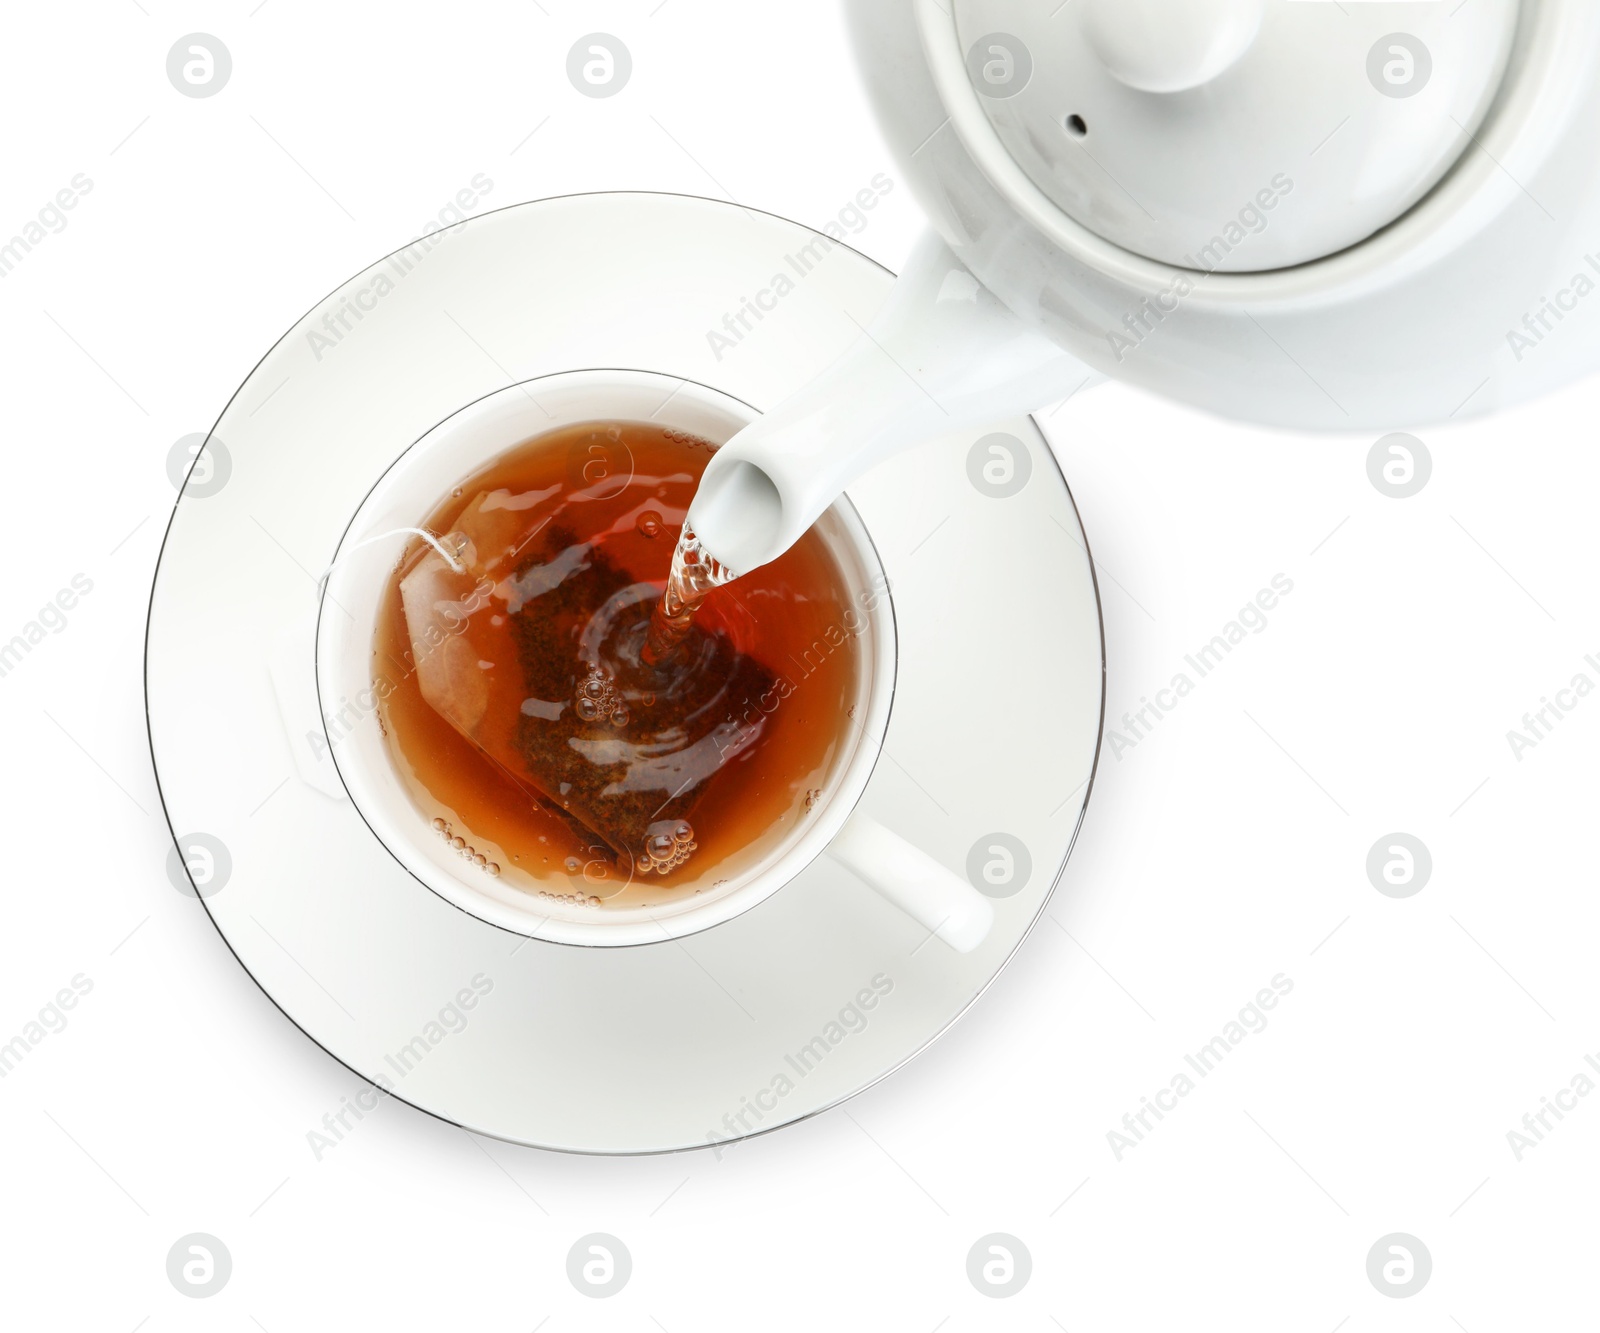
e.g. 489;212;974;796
687;228;1099;576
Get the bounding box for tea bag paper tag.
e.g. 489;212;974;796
268;610;350;802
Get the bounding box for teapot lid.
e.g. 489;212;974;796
956;0;1519;271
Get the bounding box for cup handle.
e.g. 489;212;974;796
826;812;995;953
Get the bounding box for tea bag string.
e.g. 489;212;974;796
315;527;466;604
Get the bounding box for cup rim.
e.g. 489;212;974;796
315;368;898;947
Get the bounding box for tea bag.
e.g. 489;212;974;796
399;496;776;877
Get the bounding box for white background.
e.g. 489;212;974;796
2;2;1597;1329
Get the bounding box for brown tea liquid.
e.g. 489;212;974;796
372;420;869;908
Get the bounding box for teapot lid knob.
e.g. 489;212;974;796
1081;0;1264;94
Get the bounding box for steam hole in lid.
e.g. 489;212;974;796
1065;114;1088;138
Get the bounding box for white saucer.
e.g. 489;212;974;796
146;192;1104;1154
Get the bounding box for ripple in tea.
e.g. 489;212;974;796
372;420;871;907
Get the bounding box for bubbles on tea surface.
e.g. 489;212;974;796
804;788;822;812
432;820;500;878
536;889;602;907
575;665;629;726
636;509;663;539
564;856;581;874
636;819;696;875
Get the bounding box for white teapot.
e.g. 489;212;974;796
690;0;1600;574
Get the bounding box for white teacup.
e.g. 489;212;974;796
317;370;993;951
